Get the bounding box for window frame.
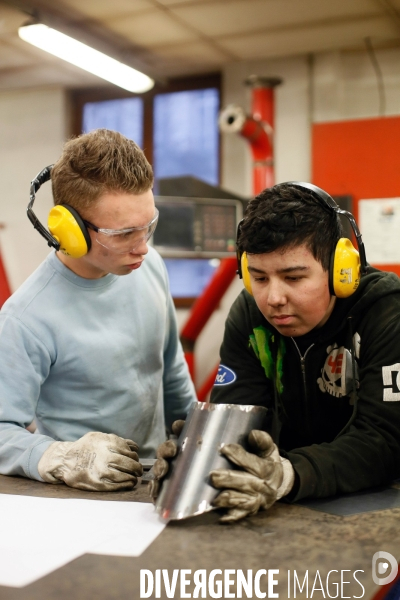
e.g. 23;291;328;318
69;73;222;308
69;72;222;171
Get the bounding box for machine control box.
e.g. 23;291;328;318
153;196;243;258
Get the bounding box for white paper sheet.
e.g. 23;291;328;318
359;197;400;263
0;494;165;588
86;500;166;556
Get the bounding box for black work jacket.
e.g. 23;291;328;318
211;268;400;501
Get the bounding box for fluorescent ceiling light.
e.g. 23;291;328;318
18;23;154;93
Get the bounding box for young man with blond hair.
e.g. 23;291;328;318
0;129;196;492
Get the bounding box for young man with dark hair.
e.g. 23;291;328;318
0;129;196;492
152;182;400;523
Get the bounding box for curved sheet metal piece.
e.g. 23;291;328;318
155;402;268;521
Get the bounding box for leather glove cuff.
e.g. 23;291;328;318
276;457;295;500
38;441;74;484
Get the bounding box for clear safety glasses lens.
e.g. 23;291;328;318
95;210;159;254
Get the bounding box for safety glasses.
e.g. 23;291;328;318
83;209;159;254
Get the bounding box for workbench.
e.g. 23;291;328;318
0;474;399;600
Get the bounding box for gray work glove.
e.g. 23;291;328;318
38;431;143;492
148;420;185;501
210;430;295;523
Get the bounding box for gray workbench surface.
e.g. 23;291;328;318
0;474;399;600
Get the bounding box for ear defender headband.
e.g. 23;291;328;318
27;166;91;258
237;181;368;299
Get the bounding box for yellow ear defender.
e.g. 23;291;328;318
240;252;253;296
47;205;91;258
330;238;361;298
236;182;367;299
27;166;91;258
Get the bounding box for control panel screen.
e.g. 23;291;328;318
154;197;242;258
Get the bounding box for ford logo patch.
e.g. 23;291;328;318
214;364;237;386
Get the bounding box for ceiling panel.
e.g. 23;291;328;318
156;0;211;5
61;0;154;21
0;3;30;33
106;9;197;46
219;15;399;59
0;39;37;68
380;0;400;10
153;39;229;63
0;0;399;89
169;0;382;38
0;62;100;90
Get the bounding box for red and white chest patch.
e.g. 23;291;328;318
317;336;359;399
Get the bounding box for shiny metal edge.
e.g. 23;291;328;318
194;402;267;413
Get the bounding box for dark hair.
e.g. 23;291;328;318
238;183;343;271
51;129;153;212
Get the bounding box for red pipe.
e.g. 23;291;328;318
0;249;11;308
239;116;273;193
251;84;276;192
252;85;275;124
181;257;237;342
182;77;281;397
219;76;281;195
181;257;237;385
197;364;219;402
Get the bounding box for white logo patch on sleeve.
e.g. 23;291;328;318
382;363;400;401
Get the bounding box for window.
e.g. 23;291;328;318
164;258;220;299
82;97;143;148
70;74;222;306
153;88;219;185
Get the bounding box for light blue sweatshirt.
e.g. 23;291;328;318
0;248;196;481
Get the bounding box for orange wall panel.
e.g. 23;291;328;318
312;116;400;276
